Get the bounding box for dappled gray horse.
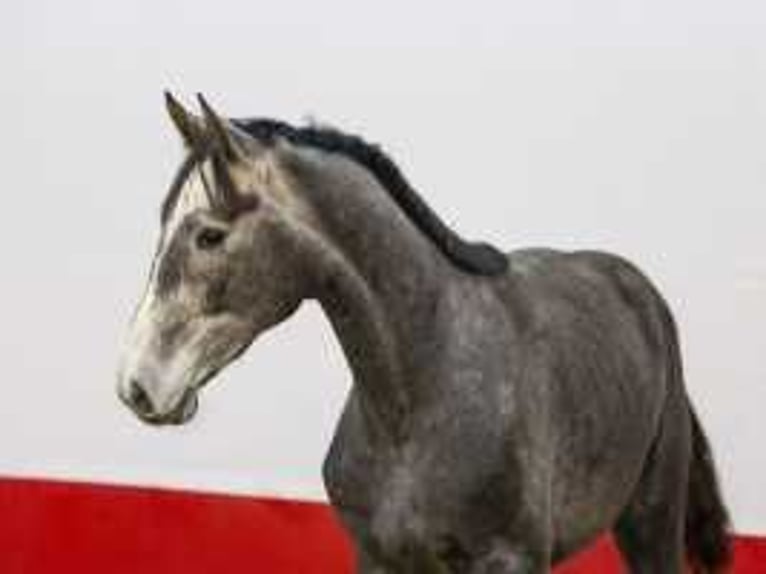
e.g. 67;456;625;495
117;93;731;573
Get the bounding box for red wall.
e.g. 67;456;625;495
1;478;763;573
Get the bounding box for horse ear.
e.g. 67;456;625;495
196;93;246;162
164;91;205;150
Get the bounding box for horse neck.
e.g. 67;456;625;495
284;148;459;442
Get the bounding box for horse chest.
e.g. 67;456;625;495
323;398;415;523
325;436;446;561
323;390;518;564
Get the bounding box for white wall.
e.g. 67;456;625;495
0;0;764;533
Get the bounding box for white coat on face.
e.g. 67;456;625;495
117;158;219;421
117;139;315;424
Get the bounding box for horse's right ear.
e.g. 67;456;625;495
164;91;205;150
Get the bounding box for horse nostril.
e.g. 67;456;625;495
128;379;154;415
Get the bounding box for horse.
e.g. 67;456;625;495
117;93;731;573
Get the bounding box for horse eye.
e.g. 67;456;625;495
195;227;227;250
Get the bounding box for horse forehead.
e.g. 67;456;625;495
163;160;214;241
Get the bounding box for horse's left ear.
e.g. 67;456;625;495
164;91;205;150
197;93;248;162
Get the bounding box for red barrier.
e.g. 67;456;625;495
0;478;763;573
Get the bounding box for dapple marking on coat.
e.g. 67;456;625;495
117;93;731;573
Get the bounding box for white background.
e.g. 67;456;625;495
0;0;764;533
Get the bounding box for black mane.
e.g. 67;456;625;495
233;118;508;276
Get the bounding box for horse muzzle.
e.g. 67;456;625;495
118;378;199;426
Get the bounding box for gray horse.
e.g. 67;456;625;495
117;93;731;573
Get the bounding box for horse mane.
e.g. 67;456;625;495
233;118;508;276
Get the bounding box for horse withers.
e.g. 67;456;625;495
117;93;731;573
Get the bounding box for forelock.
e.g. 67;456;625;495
161;155;215;241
